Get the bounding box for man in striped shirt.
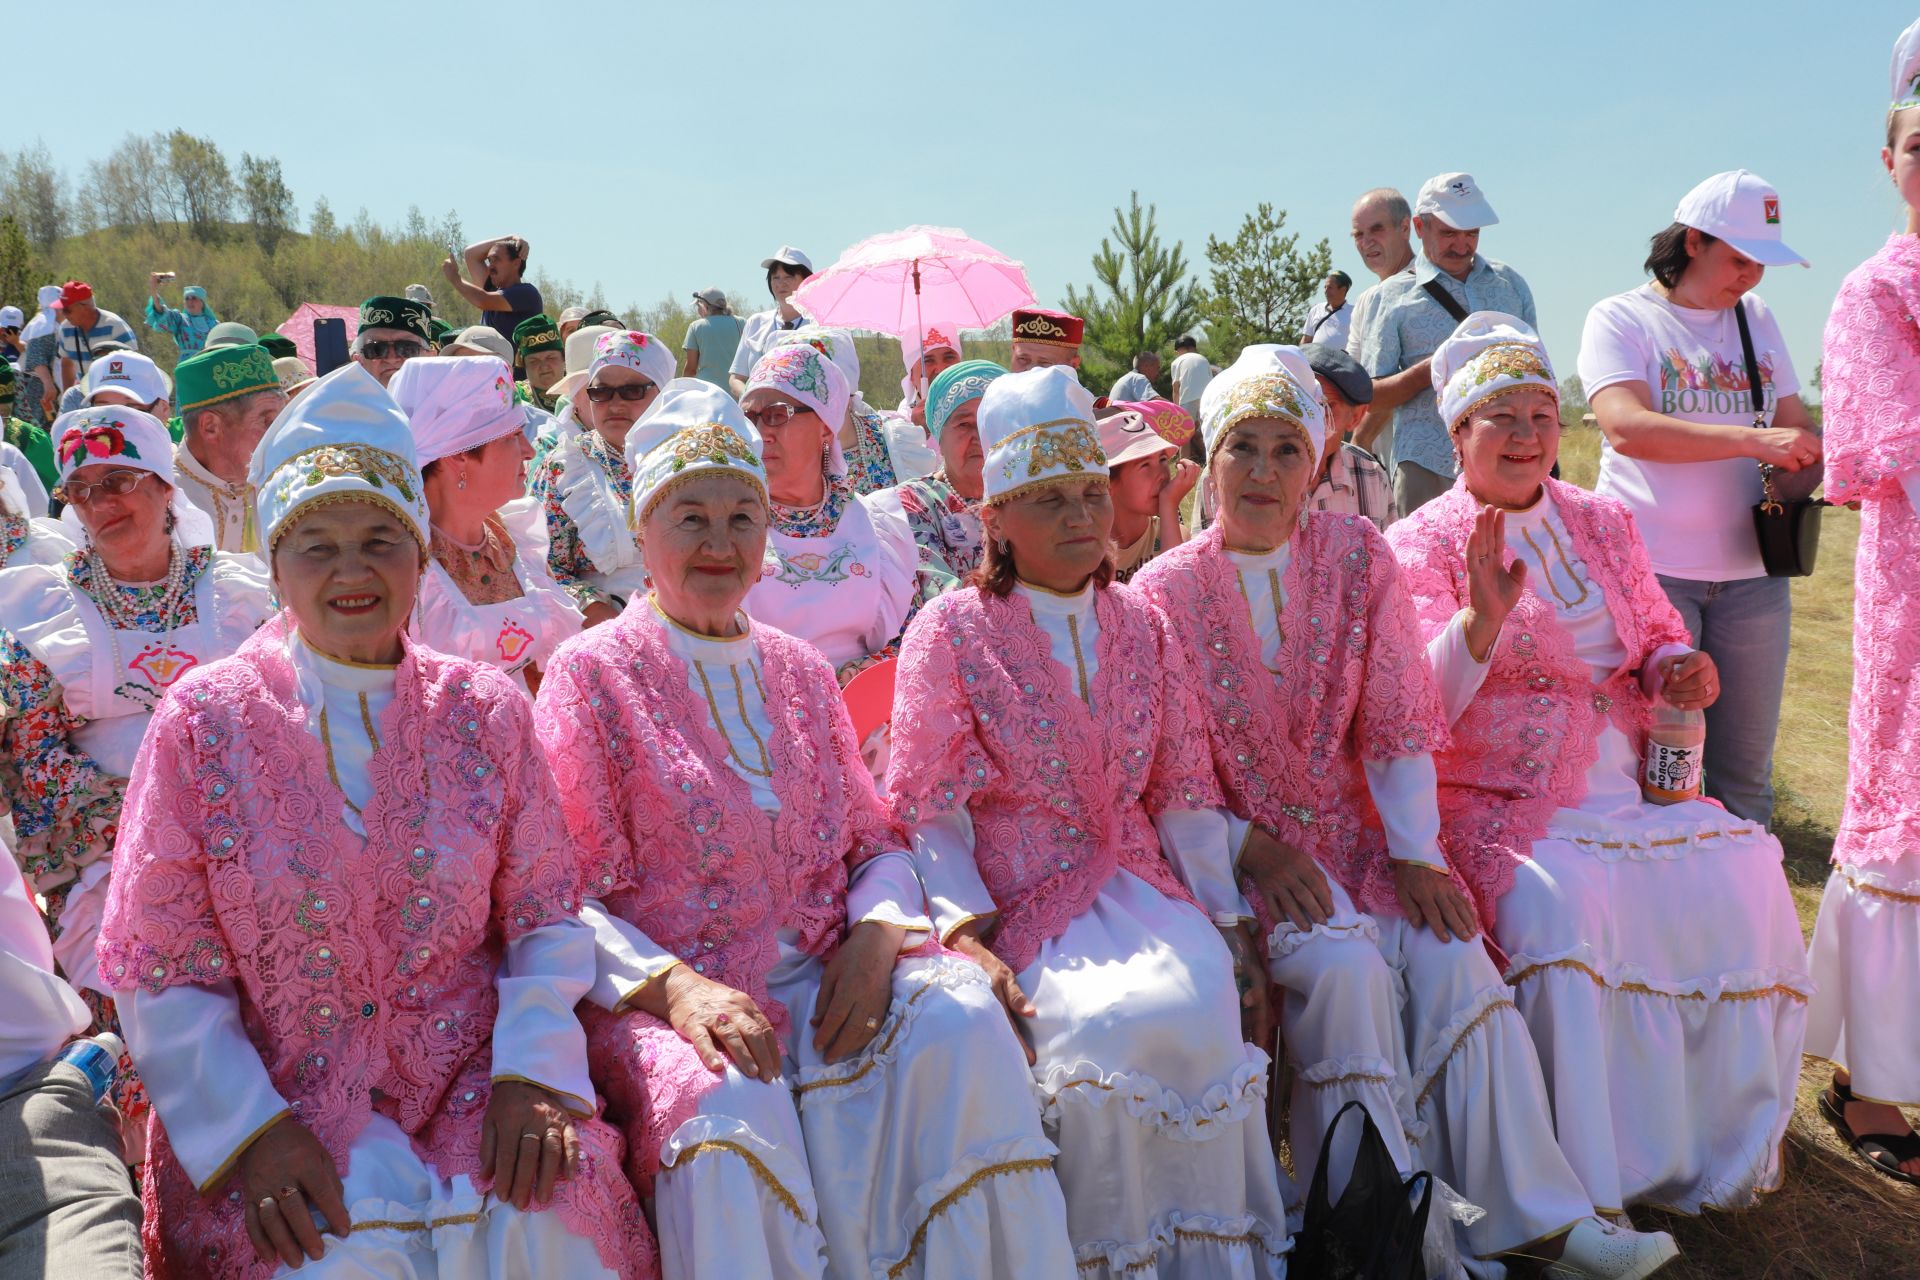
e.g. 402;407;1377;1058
55;280;138;392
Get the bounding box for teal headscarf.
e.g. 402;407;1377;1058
925;359;1007;442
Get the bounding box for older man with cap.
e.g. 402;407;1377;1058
682;287;743;390
56;281;138;396
1301;271;1354;350
514;314;567;412
143;276;218;357
1301;343;1392;530
728;245;813;396
171;344;287;553
1359;174;1535;516
352;294;436;386
1008;307;1085;375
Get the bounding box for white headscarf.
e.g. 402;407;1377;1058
20;285;61;343
387;356;524;466
51;405;218;548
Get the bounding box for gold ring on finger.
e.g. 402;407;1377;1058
520;1131;542;1145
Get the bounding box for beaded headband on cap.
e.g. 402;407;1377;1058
977;365;1108;505
1198;345;1328;460
625;378;768;526
250;363;429;552
1430;312;1557;431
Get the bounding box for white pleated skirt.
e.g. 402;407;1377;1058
651;944;1075;1280
1021;869;1292;1278
1494;729;1811;1214
1807;850;1920;1105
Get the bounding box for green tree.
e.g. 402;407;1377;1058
1063;192;1201;392
239;154;297;254
1193;202;1330;365
0;215;35;310
163;131;235;241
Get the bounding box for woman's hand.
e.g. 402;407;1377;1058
1239;825;1334;931
1218;920;1274;1051
1392;861;1479;943
1746;426;1822;471
812;920;904;1061
1462;505;1527;661
948;920;1036;1065
480;1080;580;1210
658;965;784;1081
1658;650;1719;710
237;1115;350;1270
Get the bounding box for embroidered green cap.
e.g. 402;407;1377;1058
175;344;281;415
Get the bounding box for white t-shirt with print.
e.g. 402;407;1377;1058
1577;283;1801;582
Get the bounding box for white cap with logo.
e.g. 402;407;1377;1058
83;350;171;406
1414;172;1499;231
759;245;813;271
1672;170;1808;268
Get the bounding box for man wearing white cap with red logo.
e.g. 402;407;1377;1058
728;245;814;396
1358;172;1536;519
1578;169;1816;829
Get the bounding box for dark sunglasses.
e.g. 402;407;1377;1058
360;339;428;361
584;381;657;404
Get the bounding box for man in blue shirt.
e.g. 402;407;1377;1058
143;276;218;357
55;280;138;394
441;235;543;343
1353;173;1535;517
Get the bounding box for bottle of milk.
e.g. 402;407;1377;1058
1642;700;1706;806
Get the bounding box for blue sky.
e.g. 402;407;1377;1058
34;2;1920;387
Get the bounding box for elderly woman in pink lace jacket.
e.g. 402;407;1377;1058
1134;345;1672;1276
1805;29;1920;1184
1386;313;1809;1219
886;365;1291;1278
533;379;1072;1280
96;366;653;1279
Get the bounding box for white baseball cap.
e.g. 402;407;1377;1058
1672;170;1808;268
1414;172;1499;231
445;325;514;362
0;306;21;328
84;351;171;406
759;245;813;271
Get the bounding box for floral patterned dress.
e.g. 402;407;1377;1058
529;425;646;610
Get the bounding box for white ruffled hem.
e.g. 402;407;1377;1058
1408;983;1516;1109
1039;1051;1269;1144
793;955;992;1106
1543;807;1774;862
870;1134;1062;1280
1071;1210;1290;1279
659;1111;820;1226
1265;912;1381;961
1504;944;1816;1006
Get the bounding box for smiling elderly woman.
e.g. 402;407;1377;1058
1387;313;1810;1219
95;365;653;1279
885;366;1291;1277
533;378;1072;1278
1133;345;1675;1276
0;405;270;1123
530;330;678;625
389;355;582;694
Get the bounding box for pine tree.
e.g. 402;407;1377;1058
1063;193;1200;393
1194;203;1330;367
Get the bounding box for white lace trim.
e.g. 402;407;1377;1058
1039;1048;1270;1144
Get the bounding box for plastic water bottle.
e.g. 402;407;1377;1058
57;1032;125;1104
1642;701;1706;806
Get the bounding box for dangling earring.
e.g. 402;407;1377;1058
163;508;177;535
1297;503;1309;531
457;468;468;490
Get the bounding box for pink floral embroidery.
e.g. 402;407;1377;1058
885;585;1213;974
1136;517;1451;924
1823;235;1920;869
1386;479;1693;923
97;615;654;1280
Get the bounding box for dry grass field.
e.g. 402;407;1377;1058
1552;424;1920;1280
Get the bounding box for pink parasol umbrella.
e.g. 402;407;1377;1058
791;226;1036;341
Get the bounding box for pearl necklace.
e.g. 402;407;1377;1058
88;538;191;634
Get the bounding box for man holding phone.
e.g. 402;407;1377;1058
440;235;543;344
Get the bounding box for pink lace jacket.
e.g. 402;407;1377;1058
1386;479;1692;919
95;616;652;1280
1824;234;1920;869
885;583;1215;975
1134;517;1452;921
535;607;900;1185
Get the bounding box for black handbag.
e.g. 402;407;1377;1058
1292;1100;1434;1280
1735;300;1824;576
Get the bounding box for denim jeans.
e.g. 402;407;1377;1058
1656;574;1791;826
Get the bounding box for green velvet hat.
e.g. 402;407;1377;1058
359;295;434;344
257;333;298;360
174;344;281;415
513;314;562;359
0;362;14;393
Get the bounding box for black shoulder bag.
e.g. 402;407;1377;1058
1734;300;1823;577
1420;279;1468;323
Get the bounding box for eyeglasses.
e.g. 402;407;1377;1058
359;339;428;361
56;468;150;505
742;403;800;430
584;381;657;404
